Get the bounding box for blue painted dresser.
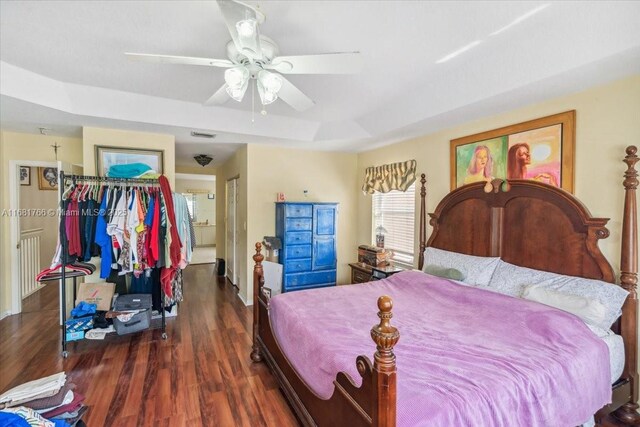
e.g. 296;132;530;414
275;202;338;292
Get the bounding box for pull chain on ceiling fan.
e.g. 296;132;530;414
125;0;363;112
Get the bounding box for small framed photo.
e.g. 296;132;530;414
38;167;59;190
20;166;31;186
207;194;215;200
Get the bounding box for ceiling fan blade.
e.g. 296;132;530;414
216;0;264;60
277;76;315;112
267;52;364;74
125;52;234;68
204;84;230;106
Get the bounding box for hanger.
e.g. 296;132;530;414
61;182;75;200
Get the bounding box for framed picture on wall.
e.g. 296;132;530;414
37;167;59;190
450;110;576;193
20;166;31;186
95;145;164;177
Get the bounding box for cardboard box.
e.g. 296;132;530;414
65;331;84;342
76;282;115;311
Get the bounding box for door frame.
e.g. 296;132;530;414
225;176;239;286
8;160;57;315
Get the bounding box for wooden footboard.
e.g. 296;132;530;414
250;242;399;427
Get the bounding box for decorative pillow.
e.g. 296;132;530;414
487;260;629;329
521;285;607;327
486;260;559;297
422;264;466;281
422;247;500;286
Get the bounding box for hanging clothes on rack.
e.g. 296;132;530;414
41;174;191;302
37;173;196;357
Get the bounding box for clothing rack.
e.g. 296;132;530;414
66;174;160;184
56;171;167;358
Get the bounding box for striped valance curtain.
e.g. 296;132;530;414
362;160;417;194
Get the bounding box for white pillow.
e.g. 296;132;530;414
487;260;559;297
522;285;607;327
487;260;629;329
422;247;500;286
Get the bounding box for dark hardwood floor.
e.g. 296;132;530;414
0;264;299;426
22;281;59;313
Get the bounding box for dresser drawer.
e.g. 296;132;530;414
285;217;312;231
284;270;337;289
285;231;312;245
285;258;312;273
352;269;372;284
285;204;312;217
285;245;312;259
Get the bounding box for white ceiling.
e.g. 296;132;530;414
1;1;640;166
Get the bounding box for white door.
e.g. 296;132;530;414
226;178;238;285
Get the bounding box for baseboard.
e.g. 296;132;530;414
0;311;12;321
236;292;253;307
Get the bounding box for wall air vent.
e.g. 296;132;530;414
190;131;216;138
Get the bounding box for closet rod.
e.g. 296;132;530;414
63;174;159;183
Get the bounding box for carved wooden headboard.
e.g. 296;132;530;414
416;146;639;415
424;179;615;282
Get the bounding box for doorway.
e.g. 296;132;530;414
175;173;217;265
9;160;81;316
226;177;238;286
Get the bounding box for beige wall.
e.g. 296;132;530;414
82;126;176;186
246;144;358;304
357;74;640;271
216;144;359;305
176;165;218;175
216;145;249;302
0;131;84;314
175;178;216;194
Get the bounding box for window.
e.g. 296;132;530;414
372;182;416;266
183;193;197;221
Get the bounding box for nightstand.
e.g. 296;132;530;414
349;263;373;284
371;265;405;280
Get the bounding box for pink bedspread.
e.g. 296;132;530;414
269;271;611;426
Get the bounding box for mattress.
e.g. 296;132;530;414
269;271;612;427
592;327;625;383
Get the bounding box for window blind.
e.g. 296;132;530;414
372;182;415;266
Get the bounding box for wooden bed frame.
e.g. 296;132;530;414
250;145;639;426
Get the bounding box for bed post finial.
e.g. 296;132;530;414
251;242;265;363
418;174;427;271
614;145;640;425
371;296;399;427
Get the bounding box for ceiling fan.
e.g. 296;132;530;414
125;0;363;112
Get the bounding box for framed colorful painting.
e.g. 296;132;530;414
95;145;164;177
450;111;575;193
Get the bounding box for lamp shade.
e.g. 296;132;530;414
194;154;213;167
257;70;283;105
236;19;256;38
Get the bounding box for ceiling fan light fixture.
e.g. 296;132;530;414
257;70;283;105
258;70;283;93
226;82;248;102
236;19;257;38
225;66;249;88
224;66;250;101
257;82;277;105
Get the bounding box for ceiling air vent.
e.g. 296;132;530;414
190;131;216;138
